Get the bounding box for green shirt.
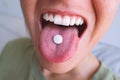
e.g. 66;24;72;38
0;38;120;80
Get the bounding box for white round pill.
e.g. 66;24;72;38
53;35;63;44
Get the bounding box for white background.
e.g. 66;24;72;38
0;0;120;52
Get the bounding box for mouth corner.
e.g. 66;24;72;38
77;20;87;38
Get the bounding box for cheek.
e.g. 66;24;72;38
20;0;38;32
20;0;38;21
21;0;39;44
89;0;120;48
92;0;119;21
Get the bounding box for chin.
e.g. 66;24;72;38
36;44;90;74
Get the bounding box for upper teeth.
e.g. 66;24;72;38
43;13;84;26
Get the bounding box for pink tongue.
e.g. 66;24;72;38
39;24;79;62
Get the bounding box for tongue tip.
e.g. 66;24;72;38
45;57;71;63
41;52;73;63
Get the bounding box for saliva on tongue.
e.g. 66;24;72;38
39;21;86;63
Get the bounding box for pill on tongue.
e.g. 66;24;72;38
53;34;63;44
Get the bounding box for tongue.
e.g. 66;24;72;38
39;23;79;63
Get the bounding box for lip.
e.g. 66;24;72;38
41;10;85;18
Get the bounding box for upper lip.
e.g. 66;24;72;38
38;8;88;25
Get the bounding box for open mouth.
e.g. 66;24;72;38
41;13;87;38
38;12;87;63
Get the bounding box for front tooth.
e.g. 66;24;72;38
49;14;54;22
80;19;84;25
76;17;82;26
54;15;62;25
62;16;70;26
43;13;49;21
70;17;76;26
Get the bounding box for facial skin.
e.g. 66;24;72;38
20;0;120;79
